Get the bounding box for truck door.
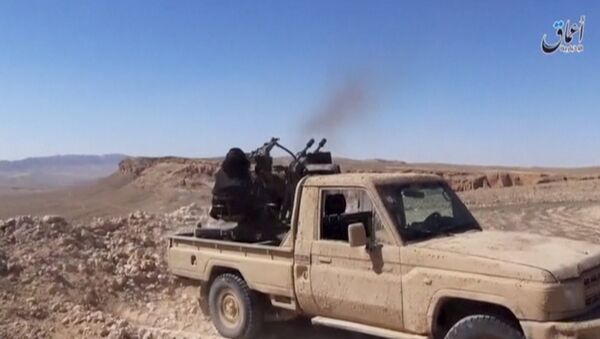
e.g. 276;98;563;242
309;188;404;330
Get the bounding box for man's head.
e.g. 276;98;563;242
222;147;250;178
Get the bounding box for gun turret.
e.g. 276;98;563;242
211;137;339;224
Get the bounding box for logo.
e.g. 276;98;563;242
541;16;585;54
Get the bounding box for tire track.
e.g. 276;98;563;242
472;201;600;242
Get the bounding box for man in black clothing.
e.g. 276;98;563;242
209;148;285;243
209;148;252;222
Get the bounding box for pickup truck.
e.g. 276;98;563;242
167;173;600;339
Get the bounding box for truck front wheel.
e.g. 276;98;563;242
444;314;524;339
208;273;264;339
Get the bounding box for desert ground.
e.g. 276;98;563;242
2;157;600;338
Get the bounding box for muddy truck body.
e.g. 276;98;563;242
167;173;600;339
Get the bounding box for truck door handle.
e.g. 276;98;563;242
318;257;332;264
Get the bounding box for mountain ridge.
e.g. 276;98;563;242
0;154;129;190
0;154;128;172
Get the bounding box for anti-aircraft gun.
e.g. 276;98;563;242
279;138;340;221
210;137;339;226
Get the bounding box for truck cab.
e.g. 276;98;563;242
167;173;600;339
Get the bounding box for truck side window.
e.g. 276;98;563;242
320;189;394;245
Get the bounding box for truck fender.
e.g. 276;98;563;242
426;289;523;333
204;260;261;291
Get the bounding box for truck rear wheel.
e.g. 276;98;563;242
208;273;263;339
444;314;524;339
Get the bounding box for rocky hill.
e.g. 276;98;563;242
118;157;218;189
2;155;599;222
118;156;600;193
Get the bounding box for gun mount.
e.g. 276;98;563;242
210;137;340;225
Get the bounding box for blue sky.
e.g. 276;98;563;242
0;1;598;166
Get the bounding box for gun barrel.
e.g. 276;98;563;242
250;137;280;159
296;138;315;158
315;138;327;152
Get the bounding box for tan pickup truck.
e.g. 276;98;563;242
167;173;600;339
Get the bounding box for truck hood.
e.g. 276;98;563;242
410;230;600;281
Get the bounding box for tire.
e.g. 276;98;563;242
208;273;263;339
444;314;524;339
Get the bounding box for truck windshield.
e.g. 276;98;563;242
377;182;481;242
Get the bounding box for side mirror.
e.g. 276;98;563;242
348;223;368;248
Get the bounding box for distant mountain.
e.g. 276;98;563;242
0;154;127;172
0;154;129;190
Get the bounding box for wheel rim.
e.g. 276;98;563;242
219;290;242;327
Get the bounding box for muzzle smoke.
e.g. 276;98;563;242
303;74;373;135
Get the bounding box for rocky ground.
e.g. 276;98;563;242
2;156;600;339
0;205;217;339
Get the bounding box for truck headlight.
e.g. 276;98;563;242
551;281;585;313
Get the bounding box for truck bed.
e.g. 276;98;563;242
167;232;295;298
